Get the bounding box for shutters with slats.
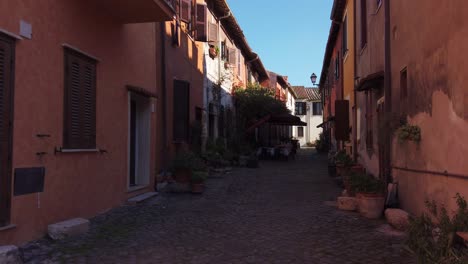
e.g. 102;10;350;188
0;34;14;227
208;22;218;42
228;48;237;65
173;80;190;141
180;0;191;22
64;48;96;149
335;100;350;141
195;3;207;42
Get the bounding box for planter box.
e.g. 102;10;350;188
357;193;385;219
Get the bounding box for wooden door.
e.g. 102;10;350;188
0;34;14;226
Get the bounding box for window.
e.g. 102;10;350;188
221;41;227;60
295;102;306;115
0;33;15;227
361;0;368;49
195;3;207;41
400;68;408;99
342;16;348;54
312;102;323;116
64;48;97;149
179;0;192;23
173;80;190;141
298;127;304;138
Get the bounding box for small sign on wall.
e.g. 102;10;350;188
14;167;45;196
20;20;32;39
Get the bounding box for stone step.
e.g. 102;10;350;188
48;218;89;240
0;245;21;264
127;192;158;205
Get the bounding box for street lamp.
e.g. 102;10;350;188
310;73;317;86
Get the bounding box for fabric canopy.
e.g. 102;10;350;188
247;114;307;132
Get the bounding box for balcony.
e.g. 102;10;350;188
96;0;175;23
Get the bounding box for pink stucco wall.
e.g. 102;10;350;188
0;0;160;245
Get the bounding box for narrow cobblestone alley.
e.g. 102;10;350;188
23;149;414;264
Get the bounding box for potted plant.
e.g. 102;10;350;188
209;45;219;59
350;172;386;219
171;151;195;183
191;170;208;194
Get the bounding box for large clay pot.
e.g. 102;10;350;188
357;193;385;219
174;168;191;183
191;183;205;194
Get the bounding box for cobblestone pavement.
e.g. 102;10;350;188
22;149;415;263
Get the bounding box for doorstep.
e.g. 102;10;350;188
127;192;158;205
456;232;468;246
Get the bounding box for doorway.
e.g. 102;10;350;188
128;93;151;188
0;34;15;226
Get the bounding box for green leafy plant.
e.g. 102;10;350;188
171;151;196;170
397;124;421;143
191;171;208;184
335;150;354;167
405;194;468;264
349;172;386;194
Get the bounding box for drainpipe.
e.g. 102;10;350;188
384;0;392;183
160;22;168;171
353;0;358;162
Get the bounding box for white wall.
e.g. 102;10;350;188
293;100;323;146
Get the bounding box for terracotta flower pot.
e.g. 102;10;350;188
357;193;385;219
191;183;205;194
174;168;191;183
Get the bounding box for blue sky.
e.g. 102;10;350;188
228;0;333;87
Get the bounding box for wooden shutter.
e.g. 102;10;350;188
173;80;190;141
208;22;218;42
361;0;367;48
180;0;191;22
228;48;237;65
64;49;96;149
195;4;207;41
0;34;14;226
335;100;350;141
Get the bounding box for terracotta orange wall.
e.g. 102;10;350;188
355;0;384;176
158;21;204;168
390;1;468;216
0;0;160;245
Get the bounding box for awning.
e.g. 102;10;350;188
356;71;384;92
95;0;175;23
316;116;335;128
247;114;307;132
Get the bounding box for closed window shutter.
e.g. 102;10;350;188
180;0;191;22
195;4;207;41
0;34;14;227
64;49;96;149
173;80;190;141
208;22;218;42
228;48;236;64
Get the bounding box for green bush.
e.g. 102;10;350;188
397;124;421;142
405;194;468;263
191;171;208;184
349;172;385;194
335;150;354;167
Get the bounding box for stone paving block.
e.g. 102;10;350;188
48;218;89;240
0;245;22;264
